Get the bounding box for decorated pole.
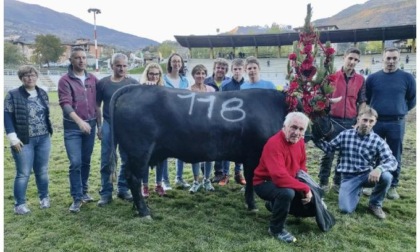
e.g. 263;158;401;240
286;4;336;119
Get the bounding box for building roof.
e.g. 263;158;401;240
174;25;416;48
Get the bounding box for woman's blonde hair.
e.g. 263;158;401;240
140;63;164;86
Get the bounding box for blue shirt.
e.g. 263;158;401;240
366;69;416;116
315;128;397;173
163;74;189;89
240;79;276;90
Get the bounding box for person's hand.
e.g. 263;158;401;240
77;120;92;134
368;167;382;183
302;190;312;205
97;126;102;140
11;141;24;153
143;81;157;86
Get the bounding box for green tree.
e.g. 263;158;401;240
158;40;178;58
267;23;283;34
4;42;26;66
366;41;382;54
33;34;65;67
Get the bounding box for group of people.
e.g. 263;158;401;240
5;47;415;244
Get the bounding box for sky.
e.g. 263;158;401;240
15;0;369;43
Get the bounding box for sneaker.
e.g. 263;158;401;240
189;181;201;194
234;173;246;185
117;191;133;202
40;197;50;209
368;205;386;219
268;228;297;243
218;175;229;186
175;178;191;189
265;201;273;212
210;174;224;183
162;180;172;191
97;196;112;207
332;184;340;193
14;204;31;215
142;186;150;198
155;185;166;196
69;200;82;213
362;187;373;196
81;194;94;203
387;187;400;200
203;179;215;191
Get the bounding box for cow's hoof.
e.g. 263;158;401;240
139;215;153;222
248;208;259;213
245;204;259;213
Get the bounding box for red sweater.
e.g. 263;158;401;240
253;131;310;194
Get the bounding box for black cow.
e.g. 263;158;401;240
109;84;288;218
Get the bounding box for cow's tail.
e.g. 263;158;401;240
108;84;138;181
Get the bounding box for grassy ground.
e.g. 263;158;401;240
3;92;416;251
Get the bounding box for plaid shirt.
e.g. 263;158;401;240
316;128;397;173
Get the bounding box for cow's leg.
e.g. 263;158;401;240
243;162;258;212
125;155;151;219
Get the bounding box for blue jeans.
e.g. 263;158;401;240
142;161;164;185
373;119;405;187
339;171;392;213
12;134;51;206
175;159;191;181
318;117;356;186
222;161;242;175
99;121;129;197
162;159;169;182
64;121;96;201
192;162;212;179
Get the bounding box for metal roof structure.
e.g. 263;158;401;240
174;25;416;49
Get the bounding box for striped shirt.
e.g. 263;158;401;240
316;128;397;173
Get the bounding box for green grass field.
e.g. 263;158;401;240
3;92;416;251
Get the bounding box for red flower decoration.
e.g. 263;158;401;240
285;4;335;119
289;53;297;60
325;47;335;56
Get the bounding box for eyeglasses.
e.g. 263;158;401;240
23;74;37;79
148;72;160;76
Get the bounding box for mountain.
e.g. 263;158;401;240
225;0;416;35
4;0;159;51
4;0;416;50
312;0;416;28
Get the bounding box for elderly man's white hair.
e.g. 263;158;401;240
283;112;310;130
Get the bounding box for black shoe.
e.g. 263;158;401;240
117;191;133;202
81;194;94;203
210;174;224;183
97;196;112;207
265;201;273;212
69;200;82;213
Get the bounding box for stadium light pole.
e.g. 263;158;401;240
88;8;101;72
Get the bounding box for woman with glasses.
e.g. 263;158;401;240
4;65;53;214
139;63;167;197
162;53;191;191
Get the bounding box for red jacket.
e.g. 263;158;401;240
329;69;365;119
253;131;310;194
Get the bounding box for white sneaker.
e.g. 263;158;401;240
175;178;191;189
14;204;31;215
40;197;50;209
162;180;172;191
189;181;201;193
203;179;215;191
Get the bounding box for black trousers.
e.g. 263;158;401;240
254;181;314;233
